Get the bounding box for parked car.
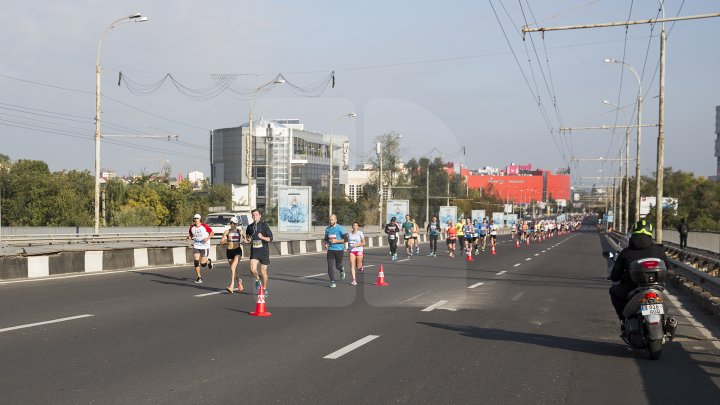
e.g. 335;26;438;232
204;212;251;238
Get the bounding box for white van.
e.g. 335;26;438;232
204;212;251;238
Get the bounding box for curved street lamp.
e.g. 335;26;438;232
95;13;148;233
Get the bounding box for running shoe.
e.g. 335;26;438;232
328;281;336;288
415;247;420;254
194;277;203;284
427;252;434;256
264;289;269;299
254;279;261;289
207;259;213;270
340;270;346;281
474;249;479;255
358;266;364;273
351;280;357;286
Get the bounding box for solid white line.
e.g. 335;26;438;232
496;270;507;275
468;282;485;289
513;263;521;267
194;290;225;297
302;273;326;278
421;300;449;312
665;292;720;350
397;259;410;262
324;335;380;359
0;314;94;333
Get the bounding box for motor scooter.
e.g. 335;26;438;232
603;251;678;360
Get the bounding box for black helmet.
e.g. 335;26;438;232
631;219;653;237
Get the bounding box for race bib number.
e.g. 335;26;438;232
389;235;395;240
252;240;263;248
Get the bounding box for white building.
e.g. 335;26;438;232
188;171;204;183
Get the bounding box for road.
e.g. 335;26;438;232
2;224;719;404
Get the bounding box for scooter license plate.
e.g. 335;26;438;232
641;304;664;315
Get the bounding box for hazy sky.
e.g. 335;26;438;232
2;1;719;190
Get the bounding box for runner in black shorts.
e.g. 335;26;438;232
246;209;273;298
221;217;245;293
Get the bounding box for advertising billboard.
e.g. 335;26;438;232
471;210;485;223
439;206;458;230
386;200;410;225
492;212;505;227
277;186;311;233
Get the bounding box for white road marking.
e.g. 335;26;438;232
525;258;532;261
397;259;410;262
513;263;521;267
468;282;485;289
496;270;507;275
421;300;449;312
362;265;376;268
302;273;326;278
0;314;94;333
324;335;380;359
512;291;525;301
194;290;225;297
534;254;540;257
665;292;720;350
541;250;546;253
398;290;431;304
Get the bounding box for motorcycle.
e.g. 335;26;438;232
603;251;678;360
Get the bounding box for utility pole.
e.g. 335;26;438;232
524;10;720;244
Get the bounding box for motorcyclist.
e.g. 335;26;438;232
609;219;671;324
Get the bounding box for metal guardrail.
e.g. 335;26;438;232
2;233;185;246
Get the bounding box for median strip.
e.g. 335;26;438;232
324;335;380;359
0;314;94;333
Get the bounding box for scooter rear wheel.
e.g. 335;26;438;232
648;339;663;360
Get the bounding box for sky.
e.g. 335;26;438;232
1;0;719;191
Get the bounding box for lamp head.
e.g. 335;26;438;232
604;58;617;64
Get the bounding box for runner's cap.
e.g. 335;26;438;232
193;214;201;219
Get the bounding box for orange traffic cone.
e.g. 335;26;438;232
375;264;390;286
515;239;520;248
250;284;271;317
491;245;496;255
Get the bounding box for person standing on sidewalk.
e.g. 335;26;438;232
426;216;440;257
347;222;365;286
677;218;690;250
325;214;348;287
246;209;273;298
187;213;214;284
220;217;245;293
385;217;400;261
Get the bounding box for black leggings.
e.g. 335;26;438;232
388;238;398;255
327;250;344;281
429;235;438;252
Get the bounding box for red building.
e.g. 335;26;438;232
466;171;570;205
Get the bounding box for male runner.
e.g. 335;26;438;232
402;214;415;258
426;216;440;257
187;213;214;284
385;217;400;261
325;214;348;287
246;209;273;298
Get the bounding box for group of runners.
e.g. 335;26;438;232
187;209;273;297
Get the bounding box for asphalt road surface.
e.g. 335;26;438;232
2;225;719;404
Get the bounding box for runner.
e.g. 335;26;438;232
402;214;414;258
446;220;457;257
426;216;440;257
246;209;273;298
490;219;499;249
187;213;214;284
324;214;348;288
411;218;420;255
455;219;465;254
511;223;518;240
462;218;474;256
471;219;480;255
384;217;400;261
479;218;488;252
347;221;365;286
220;217;245;293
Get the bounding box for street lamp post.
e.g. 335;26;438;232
604;58;642;225
328;113;356;220
95;13;147;234
603;100;631;233
377;141;383;227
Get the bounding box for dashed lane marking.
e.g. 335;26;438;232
324;335;380;359
534;254;540;257
512;291;525;301
194;290;225;297
421;300;449;312
496;270;507;275
525;258;532;261
513;263;521;267
397;259;410;262
0;314;94;333
468;282;485;289
302;273;326;279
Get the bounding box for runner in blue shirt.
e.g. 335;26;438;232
426;216;441;257
324;214;348;288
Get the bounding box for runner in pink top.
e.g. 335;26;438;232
347;222;365;286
